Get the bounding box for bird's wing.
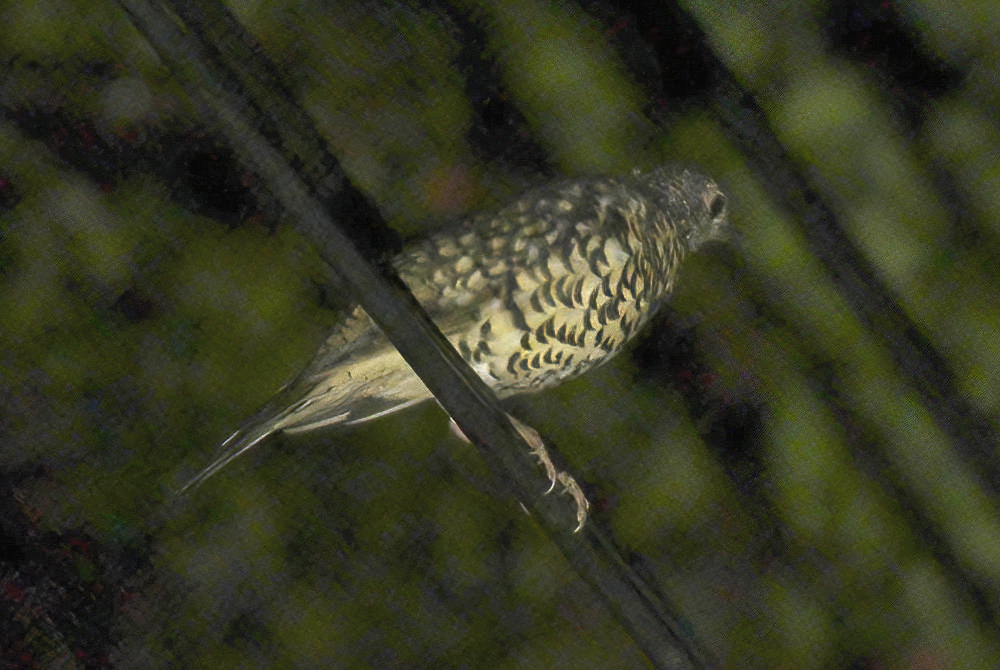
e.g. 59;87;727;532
394;196;645;394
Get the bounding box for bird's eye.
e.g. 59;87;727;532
708;193;727;220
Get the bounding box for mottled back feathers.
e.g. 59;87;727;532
181;165;729;491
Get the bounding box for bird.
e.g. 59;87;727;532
180;164;730;516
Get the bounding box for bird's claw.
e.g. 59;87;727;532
557;471;590;533
507;414;558;492
449;414;590;532
508;414;589;532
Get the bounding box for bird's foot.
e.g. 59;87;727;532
505;414;558;492
556;471;589;533
506;415;590;533
448;415;590;532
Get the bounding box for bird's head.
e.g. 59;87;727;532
635;165;733;254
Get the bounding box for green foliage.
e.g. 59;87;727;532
1;0;998;668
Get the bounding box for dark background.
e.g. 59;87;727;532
0;0;997;667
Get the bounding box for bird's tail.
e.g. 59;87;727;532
177;345;429;494
177;418;281;494
176;377;355;495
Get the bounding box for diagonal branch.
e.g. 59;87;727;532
115;0;714;667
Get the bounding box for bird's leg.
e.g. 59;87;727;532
448;414;590;532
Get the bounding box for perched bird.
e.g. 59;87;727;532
181;164;730;501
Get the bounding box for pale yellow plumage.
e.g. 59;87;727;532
181;165;729;492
